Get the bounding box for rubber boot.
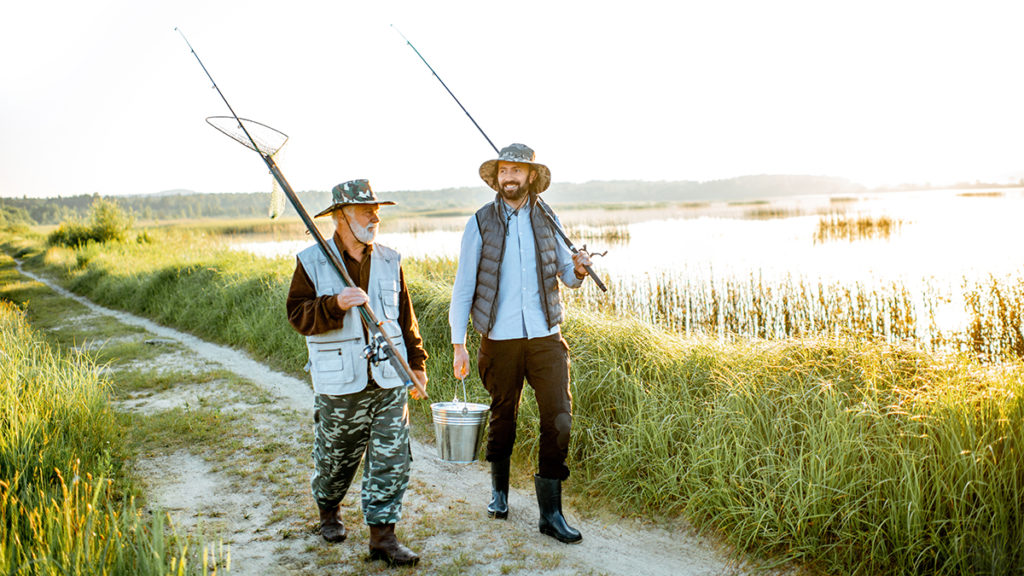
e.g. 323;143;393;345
368;523;420;566
318;504;347;543
487;457;510;519
534;475;582;544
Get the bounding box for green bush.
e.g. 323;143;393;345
47;197;133;248
89;196;133;243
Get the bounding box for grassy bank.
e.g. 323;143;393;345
2;228;1022;575
0;275;218;574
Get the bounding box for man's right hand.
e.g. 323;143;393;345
452;343;470;380
335;287;369;311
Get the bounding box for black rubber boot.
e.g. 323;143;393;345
534;475;582;544
487;458;510;519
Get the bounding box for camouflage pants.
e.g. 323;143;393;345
311;386;411;525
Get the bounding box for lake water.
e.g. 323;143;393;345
233;187;1024;356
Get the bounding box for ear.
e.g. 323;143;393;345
528;169;537;184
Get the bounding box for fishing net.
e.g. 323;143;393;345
206;116;288;218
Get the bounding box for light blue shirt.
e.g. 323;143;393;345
450;200;583;344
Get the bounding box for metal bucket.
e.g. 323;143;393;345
431;401;489;463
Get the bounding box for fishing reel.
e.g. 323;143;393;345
362;333;391;366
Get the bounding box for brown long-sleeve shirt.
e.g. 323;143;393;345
286;233;427;372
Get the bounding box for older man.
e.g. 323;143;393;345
449;143;592;544
287;179;427;566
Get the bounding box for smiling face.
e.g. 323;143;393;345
496;161;536;203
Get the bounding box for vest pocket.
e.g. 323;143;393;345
379;281;400;319
312;344;356;384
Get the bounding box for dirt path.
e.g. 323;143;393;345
15;262;756;576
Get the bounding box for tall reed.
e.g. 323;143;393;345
564;271;934;345
0;299;221;575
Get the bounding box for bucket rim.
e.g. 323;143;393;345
430;401;490;412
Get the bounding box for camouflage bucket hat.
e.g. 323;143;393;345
479;143;551;194
314;179;396;218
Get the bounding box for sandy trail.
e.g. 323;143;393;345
16;262;754;575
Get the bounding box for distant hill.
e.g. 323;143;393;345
542;175;865;205
151;188;198;197
0;175;865;225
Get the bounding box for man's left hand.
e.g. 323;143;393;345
572;249;592;279
409;369;428;400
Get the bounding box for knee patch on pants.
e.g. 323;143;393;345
555;412;572;450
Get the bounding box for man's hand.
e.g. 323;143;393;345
572;248;592;279
409;369;428;400
452;343;470;381
335;287;369;310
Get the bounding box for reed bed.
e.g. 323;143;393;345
815;212;904;243
564;271;936;346
963;274;1024;362
0;298;219;575
744;207;805;220
956;191;1004;198
5;229;1024;575
563;222;631;244
564;270;1024;364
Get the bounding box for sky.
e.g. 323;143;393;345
2;1;1024;199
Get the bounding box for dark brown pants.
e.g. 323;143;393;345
477;333;573;480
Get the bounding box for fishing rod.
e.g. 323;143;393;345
175;28;427;399
392;26;608;292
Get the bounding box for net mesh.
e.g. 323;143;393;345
206;116;288;155
268;147;287;219
206;116;289;219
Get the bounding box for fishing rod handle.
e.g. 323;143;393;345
536;200;609;292
581;262;608;292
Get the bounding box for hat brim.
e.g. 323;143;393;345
313;200;396;218
479;159;551;194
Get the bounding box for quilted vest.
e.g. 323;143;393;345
297;239;406;395
470;194;563;336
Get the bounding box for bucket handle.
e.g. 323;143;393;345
458;376;469;414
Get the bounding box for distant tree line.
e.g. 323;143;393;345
2;175;871;226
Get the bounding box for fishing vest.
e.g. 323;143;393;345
470;195;563;336
297;239;407;396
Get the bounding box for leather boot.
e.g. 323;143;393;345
318;504;347;543
534;475;582;544
368;523;420;566
487;457;510;519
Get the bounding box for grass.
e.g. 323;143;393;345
3;227;1024;575
0;296;222;575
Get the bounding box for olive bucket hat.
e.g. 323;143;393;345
314;179;396;218
479;143;551;194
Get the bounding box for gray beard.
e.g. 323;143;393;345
349;219;378;244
